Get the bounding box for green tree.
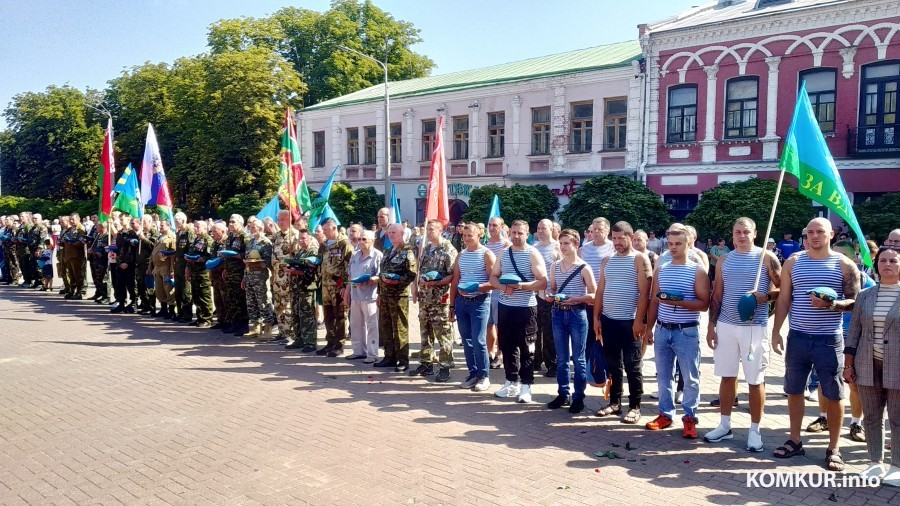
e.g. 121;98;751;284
317;183;383;227
855;192;900;243
2;86;105;199
206;0;434;106
217;193;270;221
463;184;560;231
558;175;671;235
685;178;814;245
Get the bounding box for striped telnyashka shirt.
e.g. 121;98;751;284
581;240;614;283
657;259;701;324
719;247;770;326
458;247;489;298
789;251;844;334
499;246;537;307
602;251;640;320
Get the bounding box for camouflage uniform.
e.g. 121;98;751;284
271;228;299;336
174;227;196;320
417;239;458;368
188;233;215;324
289;244;320;346
114;229;138;307
151;231;177;309
61;224;87;297
88;230;110;300
209;237;228;325
15;224;32;285
135;228;159;312
2;225;20;283
27;224;48;286
244;235;275;328
222;230;250;327
57;230;69;293
378;244;417;365
320;236;353;351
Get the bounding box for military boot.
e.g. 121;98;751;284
245;323;261;338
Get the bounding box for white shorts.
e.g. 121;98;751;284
713;321;769;385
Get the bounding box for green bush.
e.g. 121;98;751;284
217;193;269;220
855;192;900;243
558;175;671;234
463;184;559;231
0;196;95;219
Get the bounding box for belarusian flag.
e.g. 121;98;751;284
97;118;115;223
278;108;311;219
780;84;872;266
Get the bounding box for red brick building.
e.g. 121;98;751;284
639;0;900;221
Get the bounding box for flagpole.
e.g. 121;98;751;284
751;167;787;293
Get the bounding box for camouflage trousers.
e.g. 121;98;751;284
322;288;346;349
135;261;155;311
272;266;293;335
190;271;213;324
291;289;318;346
379;296;409;365
174;260;192;319
153;267;174;305
418;303;454;368
245;270;274;325
210;269;226;323
223;268;248;324
2;244;19;282
90;259;107;298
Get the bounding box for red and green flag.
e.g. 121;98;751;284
97;118;115;223
278;108;311;220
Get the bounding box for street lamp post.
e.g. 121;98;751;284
337;44;391;207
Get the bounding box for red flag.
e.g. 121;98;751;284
97;118;115;223
425;115;450;225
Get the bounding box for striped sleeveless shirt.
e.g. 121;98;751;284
602;251;640;320
458;247;489;297
657;259;701;324
553;260;589;297
534;241;559;270
790;251;844;334
499;246;537;307
581;240;614;283
719;247;770;326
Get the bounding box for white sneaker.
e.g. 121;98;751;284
473;377;491;392
517;384;532;403
884;465;900;487
459;375;479;389
494;380;520;398
859;463;887;482
703;424;734;443
363;357;377;364
746;429;763;452
675;391;683;404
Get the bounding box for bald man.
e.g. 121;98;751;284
885;229;900;247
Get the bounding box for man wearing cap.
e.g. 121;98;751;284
287;228;321;352
186;220;215;328
704;217;781;451
243;218;275;339
318;217;353;357
345;229;382;362
150;219;177;318
772;217;860;471
376;223;417;371
410;219;458;382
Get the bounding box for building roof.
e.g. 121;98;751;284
303;40;641;112
644;0;847;35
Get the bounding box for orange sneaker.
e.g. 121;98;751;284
646;414;673;431
682;417;698;439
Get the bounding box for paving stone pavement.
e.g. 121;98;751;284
0;285;896;505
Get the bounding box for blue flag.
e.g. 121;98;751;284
256;195;280;222
390;184;402;224
308;165;340;229
112;163;143;218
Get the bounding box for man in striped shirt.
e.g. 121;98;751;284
772;217;860;471
534;219;561;377
490;220;548;403
485;217;510;369
594;221;652;423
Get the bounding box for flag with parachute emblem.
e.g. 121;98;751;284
112;163;142;218
139;123;175;227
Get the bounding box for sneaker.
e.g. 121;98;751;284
494;380;520;398
805;389;817;401
300;345;317;353
435;368;451;383
315;346;333;356
284;341;303;350
326;348;344;358
196;321;211;329
409;364;434;377
363;357;377;364
703;425;734;443
682;417;698;439
569;399;585;414
710;397;739;408
547;395;571;409
344;353;366;360
490;355;502;369
747;429;763;452
849;422;866;442
859;463;887;482
675;391;684;405
517;384;532;403
806;416;828;433
473;377;491;392
650;392;660;399
459;375;479;389
646;414;673;431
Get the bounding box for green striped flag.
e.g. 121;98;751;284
780;84;872;267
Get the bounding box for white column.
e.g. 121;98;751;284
761;56;781;161
700;65;719;163
551;85;567;171
469;102;480;174
403;108;415;163
511;95;523;156
375;107;384;180
330;115;341;170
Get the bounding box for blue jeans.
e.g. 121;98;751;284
455;294;490;378
552;308;588;401
654;324;701;421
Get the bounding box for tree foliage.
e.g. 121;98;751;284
558;175;672;235
0;196;95;218
217;193;271;221
685;178;814;245
311;182;383;227
206;0;434;106
462;184;560;231
855;192;900;243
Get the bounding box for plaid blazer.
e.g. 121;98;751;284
847;284;900;390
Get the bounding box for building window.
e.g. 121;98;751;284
725;77;758;139
531;106;551;155
346;128;359;165
667;86;697;143
364;126;376;164
800;69;836;133
390;123;401;163
421;119;436;161
313;131;325;167
604;98;627;150
859;62;899;150
452;116;469;159
570;102;593;153
488;112;505;157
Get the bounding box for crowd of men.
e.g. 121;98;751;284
2;208;900;480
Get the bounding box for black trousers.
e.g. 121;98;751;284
534;298;557;371
114;264;136;305
498;304;537;385
600;315;644;409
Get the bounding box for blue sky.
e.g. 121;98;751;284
0;0;700;130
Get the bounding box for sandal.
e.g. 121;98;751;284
622;408;642;424
826;449;844;471
773;439;805;459
595;403;622;417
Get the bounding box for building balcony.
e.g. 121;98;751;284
848;125;900;158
